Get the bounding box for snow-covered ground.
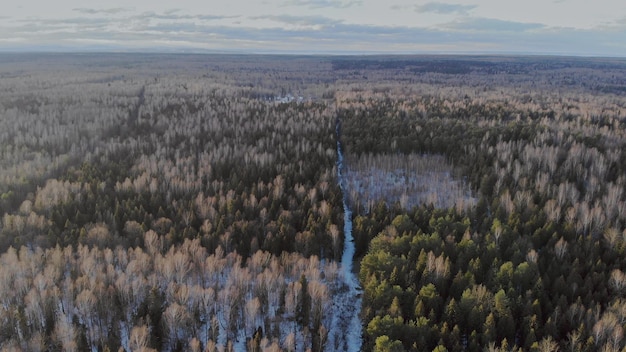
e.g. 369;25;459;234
344;152;476;212
326;123;363;352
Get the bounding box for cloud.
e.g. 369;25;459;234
251;14;343;27
443;17;544;32
135;12;235;22
200;23;472;46
604;16;626;30
390;4;409;11
0;37;26;43
282;0;362;9
2;8;625;56
415;2;476;15
163;9;182;15
73;8;131;15
2;15;465;50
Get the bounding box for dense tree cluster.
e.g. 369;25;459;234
0;235;337;351
0;54;344;351
2;54;626;351
0;57;343;260
341;84;626;351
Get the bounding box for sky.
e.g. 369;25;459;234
1;0;625;56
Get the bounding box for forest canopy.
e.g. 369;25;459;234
1;54;626;351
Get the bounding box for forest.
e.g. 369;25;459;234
1;53;626;351
337;61;626;351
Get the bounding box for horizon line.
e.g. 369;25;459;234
1;49;626;59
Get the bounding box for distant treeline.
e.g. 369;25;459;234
331;56;626;78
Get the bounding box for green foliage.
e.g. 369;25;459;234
352;89;626;351
374;335;405;352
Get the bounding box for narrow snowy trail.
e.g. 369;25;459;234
326;120;363;352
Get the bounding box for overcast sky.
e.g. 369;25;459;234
1;0;625;56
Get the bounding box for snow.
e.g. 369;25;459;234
326;123;363;352
344;153;476;212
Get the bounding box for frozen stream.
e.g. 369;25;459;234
326;120;363;352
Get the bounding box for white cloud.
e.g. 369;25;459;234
281;0;362;9
0;0;624;56
442;18;544;32
72;8;132;15
415;2;477;15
